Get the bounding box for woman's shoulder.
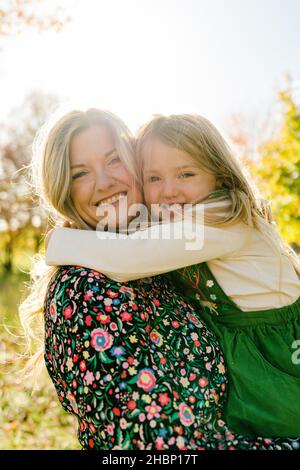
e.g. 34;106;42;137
54;265;109;281
46;266;110;300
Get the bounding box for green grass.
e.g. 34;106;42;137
0;270;81;450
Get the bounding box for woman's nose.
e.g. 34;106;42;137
94;168;114;191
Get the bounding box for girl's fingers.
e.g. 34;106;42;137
62;220;72;228
45;220;78;250
63;219;78;229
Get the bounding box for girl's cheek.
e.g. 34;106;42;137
143;185;157;206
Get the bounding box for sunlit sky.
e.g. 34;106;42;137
1;0;300;132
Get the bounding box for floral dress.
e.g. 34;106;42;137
173;262;300;438
44;266;300;450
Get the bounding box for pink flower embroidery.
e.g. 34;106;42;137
63;305;73;319
198;377;208;388
120;312;133;322
150;331;163;346
84;370;95;385
155;437;165;450
49;301;57;322
119;286;136;299
158;393;170;406
137;368;156;392
145;401;161;420
178;403;195;427
91;328;113;351
84;290;94;301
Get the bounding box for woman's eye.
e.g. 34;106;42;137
179;172;194;179
109;155;121;165
72;171;87;180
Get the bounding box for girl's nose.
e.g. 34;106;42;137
162;180;179;201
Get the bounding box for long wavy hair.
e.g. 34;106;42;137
19;108;138;385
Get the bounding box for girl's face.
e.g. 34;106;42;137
142;137;217;217
70;125;143;230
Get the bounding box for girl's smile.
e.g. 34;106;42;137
142;137;217;219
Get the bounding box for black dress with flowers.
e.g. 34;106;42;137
44;266;300;450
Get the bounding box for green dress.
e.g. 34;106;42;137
174;262;300;438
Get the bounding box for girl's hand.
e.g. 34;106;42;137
45;220;78;249
62;219;78;229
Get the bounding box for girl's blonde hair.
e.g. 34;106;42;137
136;114;300;277
19;108;138;386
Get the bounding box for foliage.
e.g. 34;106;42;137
228;86;300;249
0;271;80;449
0;91;59;272
256;89;300;247
0;0;70;36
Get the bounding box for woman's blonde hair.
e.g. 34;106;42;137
33;107;139;228
136;113;300;276
19;108;138;386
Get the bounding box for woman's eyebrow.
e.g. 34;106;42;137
70;148;117;169
71;163;85;169
105;147;117;157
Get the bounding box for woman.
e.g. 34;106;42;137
21;108;299;450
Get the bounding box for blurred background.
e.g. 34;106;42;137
0;0;299;449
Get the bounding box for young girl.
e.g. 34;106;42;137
46;114;300;438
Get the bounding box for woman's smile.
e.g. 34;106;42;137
94;191;127;208
70;125;143;229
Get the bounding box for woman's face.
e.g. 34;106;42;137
70;125;143;230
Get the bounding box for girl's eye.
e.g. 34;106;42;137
148;176;160;183
72;171;88;180
179;172;195;179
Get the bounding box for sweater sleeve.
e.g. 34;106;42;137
45;218;250;282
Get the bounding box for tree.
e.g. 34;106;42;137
0;0;70;37
227;85;300;250
0;91;59;272
257;88;300;248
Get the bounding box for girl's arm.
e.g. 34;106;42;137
46;215;249;282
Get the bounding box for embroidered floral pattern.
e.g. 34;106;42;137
44;266;300;450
